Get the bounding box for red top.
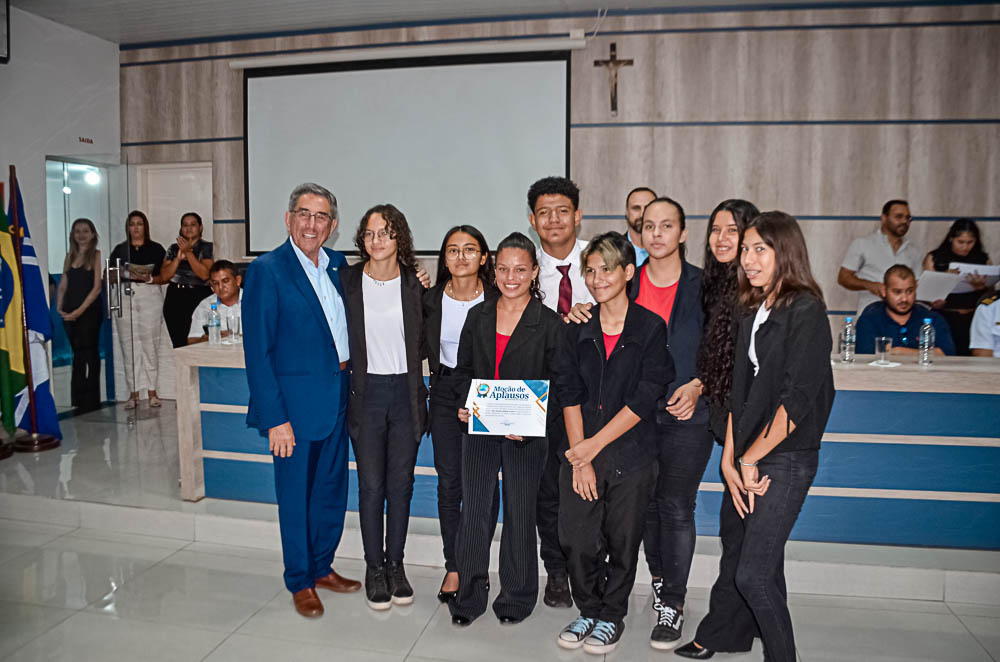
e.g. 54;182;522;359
603;332;621;359
635;267;679;326
495;332;511;379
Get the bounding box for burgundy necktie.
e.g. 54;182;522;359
556;264;572;316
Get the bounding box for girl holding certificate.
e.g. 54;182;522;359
555;232;673;654
342;204;427;611
450;231;563;626
423;225;497;602
680;212;834;662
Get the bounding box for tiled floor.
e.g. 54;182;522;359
0;517;996;661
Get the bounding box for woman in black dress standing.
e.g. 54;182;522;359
159;212;213;348
56;218;104;413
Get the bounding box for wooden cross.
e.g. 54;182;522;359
594;42;633;116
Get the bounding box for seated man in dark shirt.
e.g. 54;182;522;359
856;264;956;356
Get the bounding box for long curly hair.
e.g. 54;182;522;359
697;199;759;408
354;203;417;271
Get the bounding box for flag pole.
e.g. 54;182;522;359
0;182;11;460
8;167;59;453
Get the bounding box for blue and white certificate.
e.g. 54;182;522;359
465;379;549;436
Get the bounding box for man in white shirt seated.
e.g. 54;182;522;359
188;259;243;344
970;293;1000;358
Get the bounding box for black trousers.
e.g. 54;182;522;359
694;450;818;662
537;417;568;576
163;283;211;348
559;462;657;624
429;373;499;572
63;305;103;411
643;422;715;608
450;433;547;622
351;374;418;567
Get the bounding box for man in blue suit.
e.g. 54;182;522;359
243;182;361;617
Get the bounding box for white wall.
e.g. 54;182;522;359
0;7;120;280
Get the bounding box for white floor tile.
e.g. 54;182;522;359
88;549;285;632
949;602;1000;619
0;599;76;658
203;633;406;661
787;592;952;614
955;614;1000;661
947;571;1000;606
0;518;75;547
2;611;226;662
78;501;194;540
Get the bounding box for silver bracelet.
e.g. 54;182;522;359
737;456;758;467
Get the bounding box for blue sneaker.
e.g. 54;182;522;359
584;619;622;654
557;616;596;649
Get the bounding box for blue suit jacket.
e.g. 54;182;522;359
243;238;349;441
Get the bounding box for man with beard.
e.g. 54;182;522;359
624;187;656;266
839;199;923;315
856;264;956;355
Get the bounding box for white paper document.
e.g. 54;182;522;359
948;262;1000;294
465;379;549;437
916;270;961;302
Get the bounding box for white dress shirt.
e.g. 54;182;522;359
188;289;243;338
841;230;923;314
291;241;350;362
537;238;595;312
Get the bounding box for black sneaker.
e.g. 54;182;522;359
365;566;392;611
544;573;573;608
388;562;414;605
557;616;596;649
583;620;622;654
650;602;684;650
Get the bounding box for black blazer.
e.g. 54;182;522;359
341;263;428;443
629;260;708;427
730;294;835;458
556;301;674;475
453;296;563;442
422;280;498;404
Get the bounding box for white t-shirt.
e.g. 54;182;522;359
749;302;771;376
969;297;1000;358
440;289;485;369
362;272;407;375
537;238;595;313
188;290;243;338
841;230;923;314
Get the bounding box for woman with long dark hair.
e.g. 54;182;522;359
108;211;166;409
159;212;213;348
56;218;104;413
423;225;496;601
922;218;991;355
449;231;562;626
677;212;834;662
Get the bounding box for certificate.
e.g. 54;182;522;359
465;379;549;437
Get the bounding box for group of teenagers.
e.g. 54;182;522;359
245;177;835;662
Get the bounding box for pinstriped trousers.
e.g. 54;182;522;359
449;433;548;623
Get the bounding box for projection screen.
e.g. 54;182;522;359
245;52;569;254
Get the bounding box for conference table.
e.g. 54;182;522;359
174;344;999;550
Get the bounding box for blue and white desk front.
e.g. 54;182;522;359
176;345;1000;550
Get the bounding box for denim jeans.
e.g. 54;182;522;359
694;449;818;662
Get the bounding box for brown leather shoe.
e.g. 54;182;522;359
292;587;324;617
316;570;362;593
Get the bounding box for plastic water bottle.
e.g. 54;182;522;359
918;318;935;366
840;316;856;363
208;303;222;345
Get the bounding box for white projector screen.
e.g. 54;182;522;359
245;53;569;254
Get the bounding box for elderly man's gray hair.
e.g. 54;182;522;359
287;183;338;219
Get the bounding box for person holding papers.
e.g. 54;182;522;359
342;204;427;611
922;218;992;355
555;232;673;654
449;232;563;627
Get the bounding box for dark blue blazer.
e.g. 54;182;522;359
630;259;709;427
243;238;349;441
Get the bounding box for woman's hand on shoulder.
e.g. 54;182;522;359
564;302;593;325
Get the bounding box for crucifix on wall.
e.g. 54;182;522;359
594;42;633;116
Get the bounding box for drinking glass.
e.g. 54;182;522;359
874;336;893;365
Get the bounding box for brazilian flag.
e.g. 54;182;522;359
0;202;27;434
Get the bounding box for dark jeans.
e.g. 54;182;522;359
63;306;102;411
695;450;818;662
450;433;547;623
430;373;499;572
537;416;568;576
351;373;418;567
163;283;212;348
560;462;657;624
643;423;715;608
